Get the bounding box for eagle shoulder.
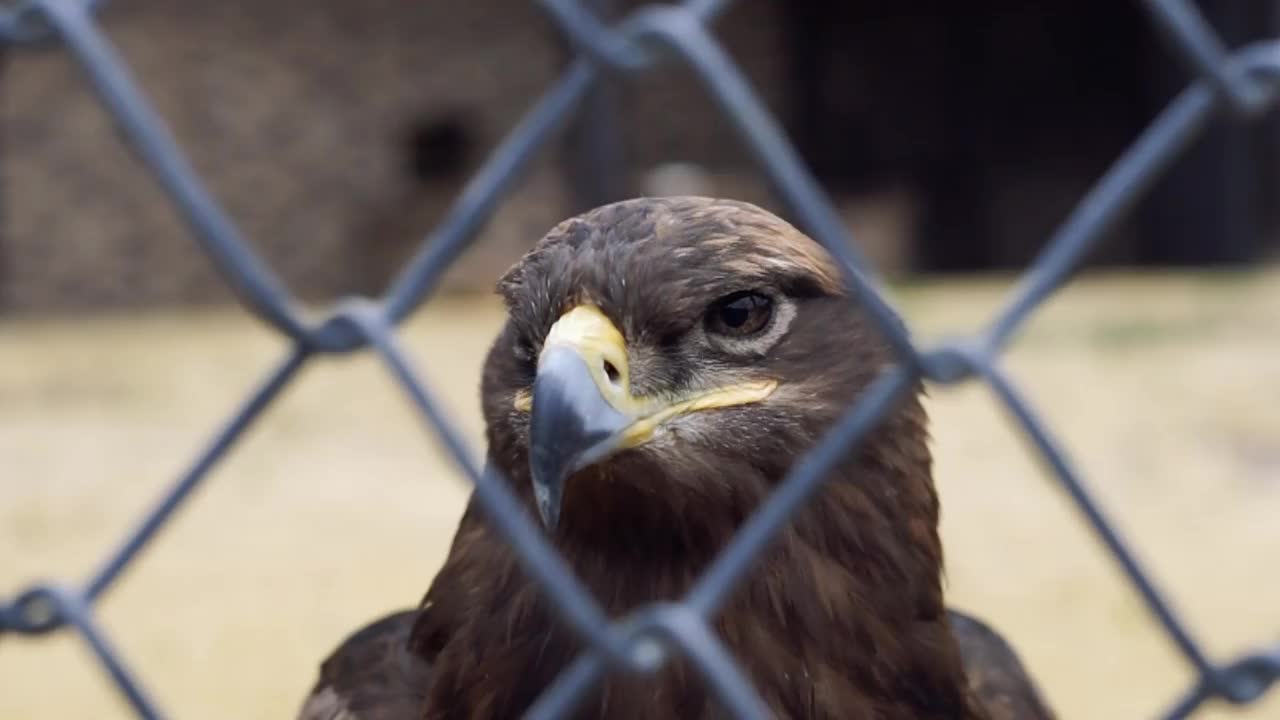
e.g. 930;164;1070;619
948;609;1057;720
297;609;429;720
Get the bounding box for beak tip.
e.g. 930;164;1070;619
528;345;630;537
537;507;558;532
533;478;560;532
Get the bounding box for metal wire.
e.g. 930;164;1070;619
2;0;1278;718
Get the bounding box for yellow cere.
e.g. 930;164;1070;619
511;304;778;444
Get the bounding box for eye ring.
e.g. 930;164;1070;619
706;290;774;337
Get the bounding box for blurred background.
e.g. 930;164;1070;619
2;0;1279;718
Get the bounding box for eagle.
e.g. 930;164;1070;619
297;196;1056;719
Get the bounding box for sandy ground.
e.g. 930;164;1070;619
2;269;1279;719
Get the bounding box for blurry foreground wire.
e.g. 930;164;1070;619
2;0;1279;717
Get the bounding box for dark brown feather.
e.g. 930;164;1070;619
297;610;431;720
298;608;1055;720
297;197;1056;719
948;610;1057;720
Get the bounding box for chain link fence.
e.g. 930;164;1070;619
1;0;1278;717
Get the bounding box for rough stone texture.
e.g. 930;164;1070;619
1;0;569;312
0;0;912;314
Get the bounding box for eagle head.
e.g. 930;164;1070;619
480;195;928;555
401;196;984;720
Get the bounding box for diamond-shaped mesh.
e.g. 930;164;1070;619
2;1;1278;718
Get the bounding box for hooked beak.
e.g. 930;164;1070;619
517;305;776;531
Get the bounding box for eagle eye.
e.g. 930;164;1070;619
707;291;773;337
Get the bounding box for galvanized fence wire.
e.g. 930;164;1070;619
0;0;1277;717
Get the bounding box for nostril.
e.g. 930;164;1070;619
603;359;621;385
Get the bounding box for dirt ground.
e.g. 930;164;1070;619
2;268;1279;719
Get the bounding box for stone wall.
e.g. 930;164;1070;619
4;0;899;314
6;1;1272;314
1;0;572;312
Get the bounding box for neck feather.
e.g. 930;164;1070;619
415;449;981;720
